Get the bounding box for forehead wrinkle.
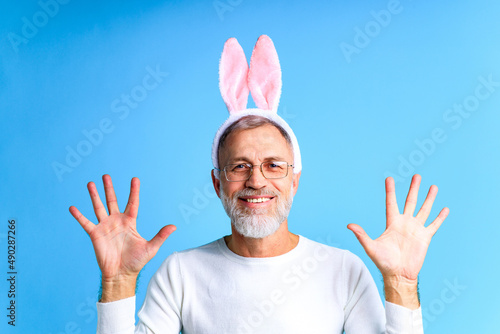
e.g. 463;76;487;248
227;156;289;164
218;125;293;167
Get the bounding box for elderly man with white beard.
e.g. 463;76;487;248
218;119;296;242
70;36;449;333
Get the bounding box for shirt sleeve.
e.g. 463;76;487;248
97;297;137;334
385;301;423;334
96;253;183;334
342;251;424;334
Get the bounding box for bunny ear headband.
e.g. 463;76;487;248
212;35;302;179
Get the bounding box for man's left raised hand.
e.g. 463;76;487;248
347;174;449;309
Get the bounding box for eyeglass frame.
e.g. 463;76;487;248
214;161;294;182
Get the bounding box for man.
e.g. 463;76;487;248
70;36;449;333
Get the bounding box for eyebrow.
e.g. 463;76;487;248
227;156;287;164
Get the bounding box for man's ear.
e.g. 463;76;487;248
292;171;301;196
211;169;222;198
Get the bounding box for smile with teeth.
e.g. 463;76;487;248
244;197;272;203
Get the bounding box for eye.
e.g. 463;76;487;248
230;164;249;172
267;162;285;169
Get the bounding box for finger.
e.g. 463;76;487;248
347;224;373;253
147;225;177;257
385;177;399;223
427;207;449;236
102;174;120;215
87;181;108;222
403;174;421;216
124;177;140;219
69;206;96;235
416;184;438;222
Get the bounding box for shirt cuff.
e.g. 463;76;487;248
385;301;424;334
97;296;136;334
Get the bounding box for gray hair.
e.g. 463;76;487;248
217;115;293;167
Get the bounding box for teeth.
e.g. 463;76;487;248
245;197;271;203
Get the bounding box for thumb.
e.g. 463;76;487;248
347;223;373;251
147;224;177;256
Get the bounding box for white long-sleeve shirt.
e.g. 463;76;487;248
97;235;423;333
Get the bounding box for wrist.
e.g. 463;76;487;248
383;275;420;310
100;274;138;303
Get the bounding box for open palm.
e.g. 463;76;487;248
69;175;176;281
348;175;449;282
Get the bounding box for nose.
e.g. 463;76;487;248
245;165;267;189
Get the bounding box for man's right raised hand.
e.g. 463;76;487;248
69;175;176;302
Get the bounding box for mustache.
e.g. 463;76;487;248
233;188;281;198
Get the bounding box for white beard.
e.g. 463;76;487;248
220;184;294;239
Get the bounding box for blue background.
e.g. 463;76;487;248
1;0;499;332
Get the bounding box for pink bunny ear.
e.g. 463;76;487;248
248;35;282;112
219;37;249;113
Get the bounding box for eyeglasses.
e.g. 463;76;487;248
215;161;293;182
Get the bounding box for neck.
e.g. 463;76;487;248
224;220;299;257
